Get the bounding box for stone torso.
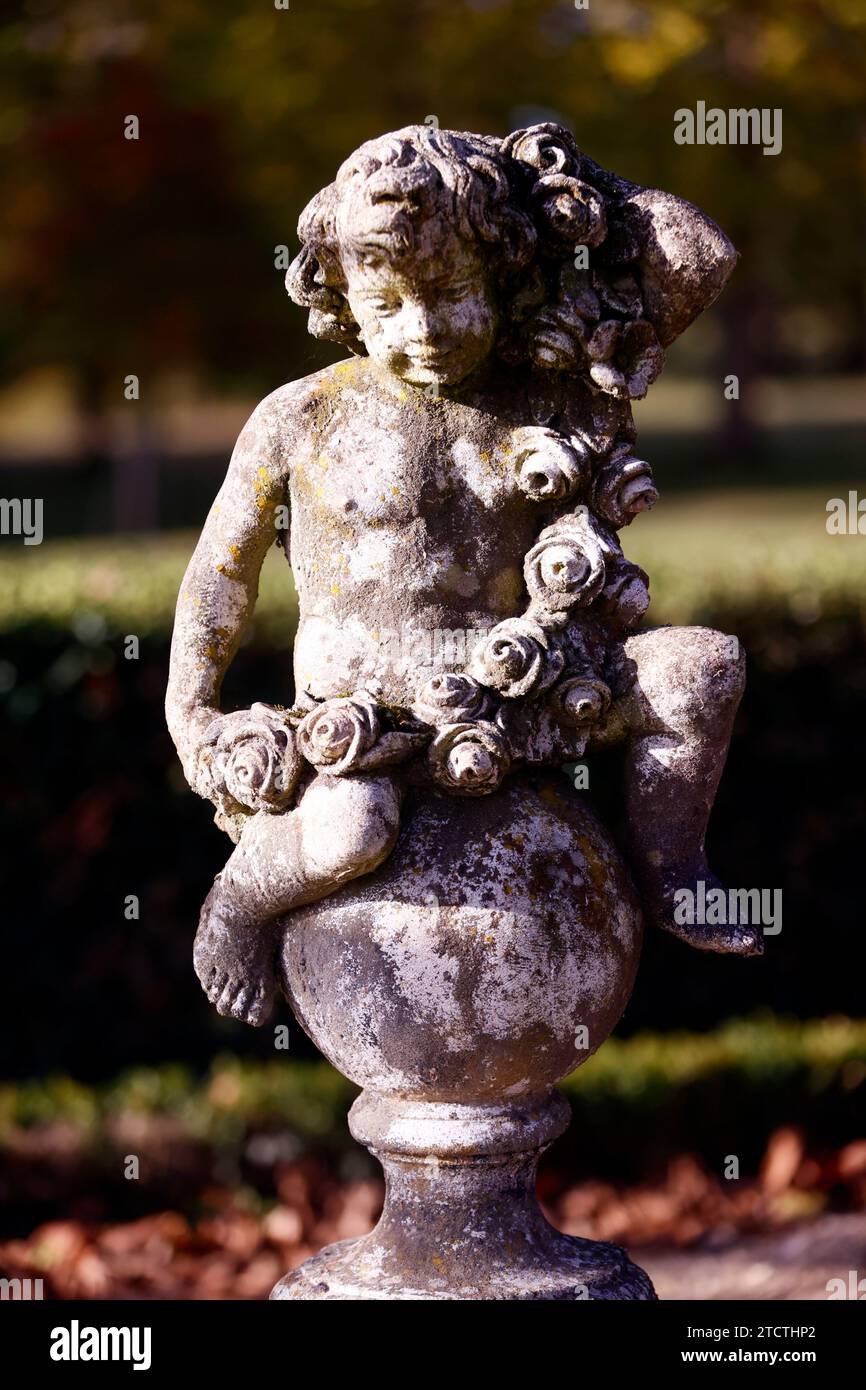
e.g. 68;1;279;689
282;358;629;705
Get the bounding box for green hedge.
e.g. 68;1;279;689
3;1015;864;1153
0;488;861;638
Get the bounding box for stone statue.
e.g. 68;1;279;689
167;124;757;1300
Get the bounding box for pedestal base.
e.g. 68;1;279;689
272;1230;654;1301
271;1091;655;1301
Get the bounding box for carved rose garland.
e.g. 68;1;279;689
191;432;657;809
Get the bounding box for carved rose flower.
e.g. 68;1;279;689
600;561;651;632
530;311;584;373
201;703;302;816
617;320;666;400
428;721;511;797
297;691;379;774
587;318;665;400
511;426;588;502
550;674;611;727
592;446;659;529
524;512;610;613
595;271;643;320
413;672;492;726
532;173;607;250
468;617;564;699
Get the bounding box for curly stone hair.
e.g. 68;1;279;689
286;126;533;347
285;122;736;400
284;122;733;400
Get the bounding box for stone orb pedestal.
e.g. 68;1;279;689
272;775;655;1300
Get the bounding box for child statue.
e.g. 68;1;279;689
167;122;758;1031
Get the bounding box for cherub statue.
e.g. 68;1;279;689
167;123;759;1030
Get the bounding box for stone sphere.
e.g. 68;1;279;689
279;775;642;1103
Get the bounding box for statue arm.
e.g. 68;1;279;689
166;396;289;789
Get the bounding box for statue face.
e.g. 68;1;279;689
344;229;497;387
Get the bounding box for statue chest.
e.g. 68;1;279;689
291;415;536;547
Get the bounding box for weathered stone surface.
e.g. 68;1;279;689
272;778;652;1300
279;778;642;1100
166;121;756;1299
272;1117;655;1300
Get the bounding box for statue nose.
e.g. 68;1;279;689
404;302;441;345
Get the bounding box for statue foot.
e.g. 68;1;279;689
645;865;765;957
193;878;278;1026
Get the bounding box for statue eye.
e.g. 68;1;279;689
441;282;472;303
368;297;401;316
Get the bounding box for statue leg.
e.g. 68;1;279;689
193;773;402;1025
604;625;761;956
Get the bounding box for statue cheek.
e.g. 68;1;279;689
370;318;402;354
456;300;490;337
473;301;498;349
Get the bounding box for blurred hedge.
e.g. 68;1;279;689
0;488;862;638
2;1016;864;1187
4;1014;863;1135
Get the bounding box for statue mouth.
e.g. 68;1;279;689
409;350;455;368
411;358;453;375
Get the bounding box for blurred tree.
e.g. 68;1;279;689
2;48;282;526
1;0;863;493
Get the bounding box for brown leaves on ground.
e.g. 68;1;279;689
546;1131;866;1248
0;1155;385;1300
1;1132;864;1299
